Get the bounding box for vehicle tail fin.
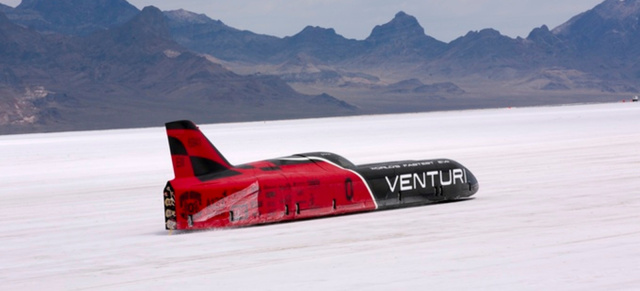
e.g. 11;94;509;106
165;120;233;179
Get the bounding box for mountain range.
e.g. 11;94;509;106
1;0;639;134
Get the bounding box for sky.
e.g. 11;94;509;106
1;0;604;42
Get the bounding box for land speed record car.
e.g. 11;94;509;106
163;120;478;230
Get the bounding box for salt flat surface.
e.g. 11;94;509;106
1;103;639;290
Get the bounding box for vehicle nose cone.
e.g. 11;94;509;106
465;168;479;196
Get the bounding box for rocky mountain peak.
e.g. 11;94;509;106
282;25;358;62
526;25;549;40
17;0;136;13
122;6;171;40
291;26;341;41
164;9;215;25
362;11;446;58
527;25;558;43
299;26;337;35
13;0;139;35
0;3;12;12
593;0;640;20
452;28;506;44
475;28;503;38
366;11;426;43
553;0;640;36
548;0;640;58
529;25;550;35
80;5;179;61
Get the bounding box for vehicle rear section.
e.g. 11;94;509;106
163;182;177;230
163;157;379;231
163;120;241;230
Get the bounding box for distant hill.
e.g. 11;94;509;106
165;1;640;102
164;9;283;63
0;6;356;134
2;0;640;134
551;0;640;79
6;0;139;35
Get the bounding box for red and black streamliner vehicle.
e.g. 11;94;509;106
163;120;479;230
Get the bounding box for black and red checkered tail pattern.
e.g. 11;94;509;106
165;120;234;180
